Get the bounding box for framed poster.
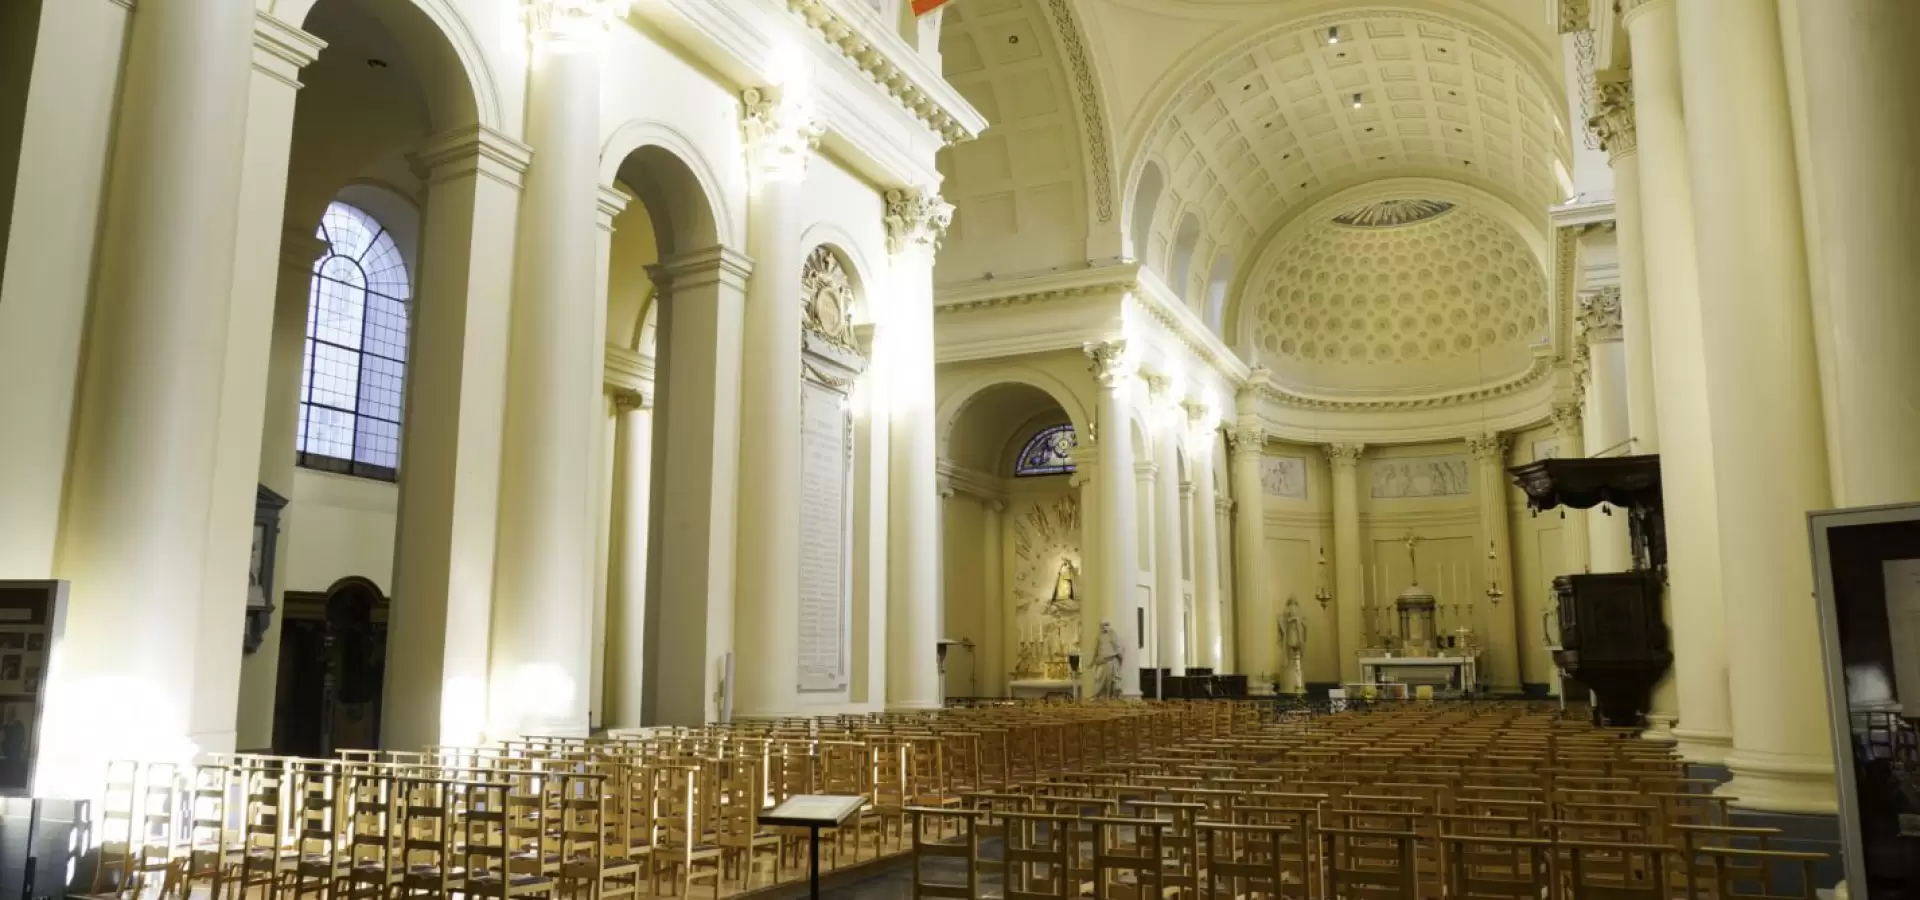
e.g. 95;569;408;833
0;581;66;797
1810;504;1920;899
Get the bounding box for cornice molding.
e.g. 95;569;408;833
604;344;656;397
252;11;327;90
1254;357;1553;414
410;126;534;190
786;0;983;145
1548;197;1617;229
1041;0;1113;223
935;459;1005;501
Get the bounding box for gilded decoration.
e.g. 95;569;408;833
801;246;860;353
1010;494;1083;680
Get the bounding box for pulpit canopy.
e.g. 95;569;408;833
1507;454;1666;572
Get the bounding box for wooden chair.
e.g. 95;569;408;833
175;764;239;900
556;773;642;900
1439;834;1550;900
1196;821;1300;900
907;808;986;899
340;768;400;900
649;765;720;898
1320;826;1420;900
461;780;555;900
237;763;296;900
1087;817;1165;900
713;760;780;889
1560;840;1671;900
999;811;1077;900
285;764;346;900
1702;847;1828;900
394;777;457;900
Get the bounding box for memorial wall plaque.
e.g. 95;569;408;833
797;375;852;693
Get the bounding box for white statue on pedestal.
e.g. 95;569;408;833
1280;595;1307;695
1091;620;1124;698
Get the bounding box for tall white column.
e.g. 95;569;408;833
1590;78;1661;455
1229;425;1270;682
604;389;652;729
47;0;254;783
1575;289;1633;572
1788;0;1920;507
1468;435;1520;692
488;3;616;738
885;188;953;711
1624;0;1732;764
1215;494;1237;673
1146;376;1186;675
1677;0;1835;813
982;498;1007;697
1551;406;1592;577
733;85;823;718
1086;341;1142;697
1325;444;1366;684
1184;402;1223;671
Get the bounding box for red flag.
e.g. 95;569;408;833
912;0;952;15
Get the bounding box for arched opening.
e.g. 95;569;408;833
1130;162;1165;269
237;0;486;753
1170;212;1203;304
941;382;1082;699
598;141;726;729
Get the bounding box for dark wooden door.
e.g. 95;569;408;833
272;577;388;756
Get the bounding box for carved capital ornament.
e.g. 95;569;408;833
1322;442;1367;470
523;0;631;41
742;85;824;184
1467;433;1510;462
884;187;954;256
1589;78;1637;159
1083;340;1131;388
1578;286;1623;343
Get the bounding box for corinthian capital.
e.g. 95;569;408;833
1589;77;1637;160
524;0;630;42
1577;286;1623;343
1552;403;1583;438
1322;442;1366;470
1467;433;1510;462
1084;340;1131;388
884;187;954;256
742;85;824;184
1229;427;1267;457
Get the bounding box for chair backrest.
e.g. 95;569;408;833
1320;826;1420;900
1440;833;1550;900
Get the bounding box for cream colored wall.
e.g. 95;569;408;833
1259;440;1335;686
281;470;399;596
1507;421;1565;689
941;495;986;698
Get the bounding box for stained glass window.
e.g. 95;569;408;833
1014;424;1077;477
297;202;411;481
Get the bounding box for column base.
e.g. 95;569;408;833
1720;750;1839;815
1642;715;1678;742
1671;727;1733;765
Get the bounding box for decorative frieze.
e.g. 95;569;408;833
883;187;953;256
1589;77;1637;159
1578;286;1624;343
742;85;824;183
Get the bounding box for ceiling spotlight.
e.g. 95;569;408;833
1326;26;1343;44
1351;92;1365;109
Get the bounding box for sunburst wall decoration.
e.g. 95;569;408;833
1332;199;1457;228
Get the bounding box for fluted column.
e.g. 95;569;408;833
1324;444;1366;684
1624;0;1732;764
1678;0;1834;813
1185;402;1223;671
1788;1;1920;506
1576;289;1633;572
1469;435;1519;692
732;85;822;718
1229;426;1271;683
605;388;653;728
884;188;953;710
486;2;620;737
1086;341;1141;698
48;0;254;778
1590;78;1660;454
982;498;1007;697
1146;376;1187;675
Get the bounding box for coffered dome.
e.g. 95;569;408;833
1242;195;1546;393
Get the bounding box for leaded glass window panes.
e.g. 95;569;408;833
1014;424;1077;477
297;202;411;481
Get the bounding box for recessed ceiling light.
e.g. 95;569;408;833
1008;34;1019;44
366;58;389;69
1326;25;1343;44
1351;93;1365;109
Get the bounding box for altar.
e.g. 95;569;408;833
1359;654;1479;692
1009;678;1077;700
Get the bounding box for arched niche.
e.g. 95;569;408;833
1170;212;1203;304
938;370;1093;468
1130;161;1166;268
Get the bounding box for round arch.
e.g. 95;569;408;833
599;120;737;251
287;0;500;131
937;369;1094;465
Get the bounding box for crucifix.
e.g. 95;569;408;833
1402;531;1425;585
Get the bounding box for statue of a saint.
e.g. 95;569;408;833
1091;621;1125;699
1280;595;1308;695
1051;558;1079;604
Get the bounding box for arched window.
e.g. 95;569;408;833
297;202;411;481
1014;424;1077;477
